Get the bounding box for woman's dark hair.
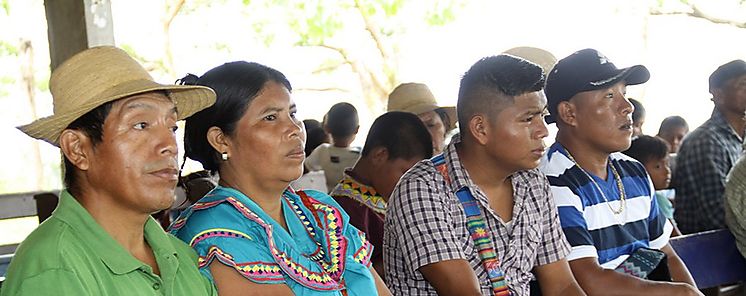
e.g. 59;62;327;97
179;61;291;172
623;135;670;164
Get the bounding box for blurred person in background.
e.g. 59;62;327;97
329;111;432;279
673;60;746;234
657;115;689;154
387;82;456;155
629;98;646;137
305;103;362;191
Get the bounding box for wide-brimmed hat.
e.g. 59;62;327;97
386;83;457;129
18;46;216;146
502;46;557;76
545;48;650;124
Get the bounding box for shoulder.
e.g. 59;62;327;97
539;146;575;178
387;159;450;216
610;153;646;172
679;124;722;153
400;158;440;184
4;219;81;283
170;192;264;245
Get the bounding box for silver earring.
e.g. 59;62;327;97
221;152;229;161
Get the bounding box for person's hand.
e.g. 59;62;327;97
671;283;704;296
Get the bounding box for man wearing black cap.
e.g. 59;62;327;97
539;49;700;295
672;60;746;235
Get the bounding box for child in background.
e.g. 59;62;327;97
629;98;646;137
305;102;362;191
623;135;682;237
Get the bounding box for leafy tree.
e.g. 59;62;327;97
171;0;464;112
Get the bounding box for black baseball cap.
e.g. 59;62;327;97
545;48;650;124
709;59;746;94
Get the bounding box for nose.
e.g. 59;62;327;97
534;119;549;139
620;95;634;116
158;126;178;157
287;115;304;142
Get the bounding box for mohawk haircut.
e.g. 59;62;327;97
457;54;545;131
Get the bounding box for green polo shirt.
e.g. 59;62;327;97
0;190;216;296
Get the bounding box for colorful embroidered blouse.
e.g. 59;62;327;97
330;172;386;268
170;186;376;296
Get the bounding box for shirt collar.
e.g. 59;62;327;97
330;170;387;214
441;133;490;194
53;190;178;275
712;107;744;142
440;134;536;219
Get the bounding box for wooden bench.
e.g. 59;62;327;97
670;229;746;289
0;190;60;287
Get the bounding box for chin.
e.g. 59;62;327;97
151;190;176;210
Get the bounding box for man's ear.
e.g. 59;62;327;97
206;126;230;157
557;101;578;127
370;146;389;165
711;88;724;105
59;129;92;171
468;114;490;145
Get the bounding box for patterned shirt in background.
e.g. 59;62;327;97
540;143;672;269
384;135;570;296
725;150;746;259
673;108;744;234
329;171;387;270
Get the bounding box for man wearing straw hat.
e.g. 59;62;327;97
387;83;457;155
1;46;217;296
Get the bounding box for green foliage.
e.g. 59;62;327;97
379;0;403;17
288;0;344;46
425;0;461;27
1;0;9;15
35;75;49;92
0;40;18;56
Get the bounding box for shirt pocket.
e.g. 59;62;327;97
514;220;542;266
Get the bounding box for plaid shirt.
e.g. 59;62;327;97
673;108;744;234
383;135;570;296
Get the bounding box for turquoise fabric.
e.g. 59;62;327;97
655;189;675;219
170;186;376;296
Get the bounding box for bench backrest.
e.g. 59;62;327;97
669;229;746;289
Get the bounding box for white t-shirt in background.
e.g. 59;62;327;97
305;143;361;192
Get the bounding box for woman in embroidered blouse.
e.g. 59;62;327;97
170;61;391;296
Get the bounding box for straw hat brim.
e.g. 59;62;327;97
18;79;215;146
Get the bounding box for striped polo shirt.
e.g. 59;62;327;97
539;142;673;269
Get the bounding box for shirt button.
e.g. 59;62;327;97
152;282;161;290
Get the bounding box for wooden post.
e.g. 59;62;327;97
44;0;114;71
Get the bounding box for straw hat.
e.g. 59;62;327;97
502;46;558;75
386;82;457;129
18;46;216;146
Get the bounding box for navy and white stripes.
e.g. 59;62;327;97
540;142;672;269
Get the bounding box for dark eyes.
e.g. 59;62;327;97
133;122;178;132
264;114;277;121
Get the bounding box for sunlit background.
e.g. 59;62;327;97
1;0;746;244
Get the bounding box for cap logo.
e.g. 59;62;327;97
597;52;610;65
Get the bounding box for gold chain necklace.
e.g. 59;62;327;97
564;149;626;215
